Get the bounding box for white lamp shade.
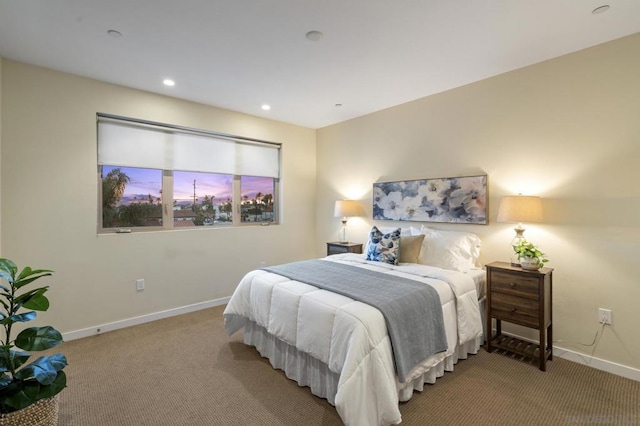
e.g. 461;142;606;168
497;195;543;223
334;200;360;218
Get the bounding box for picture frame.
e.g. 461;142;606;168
373;174;487;224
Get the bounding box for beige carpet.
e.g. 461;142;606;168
51;305;639;425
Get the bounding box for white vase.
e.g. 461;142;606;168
520;257;540;271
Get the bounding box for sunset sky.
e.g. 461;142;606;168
103;166;273;206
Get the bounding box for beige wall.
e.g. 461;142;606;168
0;60;316;334
2;34;638;374
317;34;640;371
0;57;2;253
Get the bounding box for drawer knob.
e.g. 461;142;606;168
509;282;516;288
510;308;517;313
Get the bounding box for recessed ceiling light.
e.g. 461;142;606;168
335;103;343;108
163;79;175;87
592;5;610;14
261;104;271;111
107;29;123;38
305;30;323;42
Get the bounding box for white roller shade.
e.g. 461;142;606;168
98;118;280;178
171;132;237;175
236;142;280;177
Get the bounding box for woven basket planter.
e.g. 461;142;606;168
0;395;59;426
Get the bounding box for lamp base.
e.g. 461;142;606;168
338;220;348;244
509;226;526;266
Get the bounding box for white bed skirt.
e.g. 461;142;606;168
243;320;482;407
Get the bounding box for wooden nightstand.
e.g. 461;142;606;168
485;261;554;371
327;242;363;256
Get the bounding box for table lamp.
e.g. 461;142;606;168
497;195;543;266
334;200;360;243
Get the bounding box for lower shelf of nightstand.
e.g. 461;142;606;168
490;334;552;366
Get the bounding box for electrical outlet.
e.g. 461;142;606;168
598;308;612;325
136;279;145;291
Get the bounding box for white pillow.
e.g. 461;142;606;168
410;225;481;272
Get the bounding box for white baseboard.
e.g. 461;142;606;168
553;345;640;382
490;328;639;382
62;297;230;342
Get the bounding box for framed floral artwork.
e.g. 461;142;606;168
373;175;487;224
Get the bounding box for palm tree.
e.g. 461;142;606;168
253;192;263;221
201;195;216;224
102;168;130;209
242;195;249;221
102;168;130;227
262;193;273;221
223;198;232;221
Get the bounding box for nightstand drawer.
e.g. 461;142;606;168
328;245;349;255
491;292;539;328
326;242;363;256
490;271;539;299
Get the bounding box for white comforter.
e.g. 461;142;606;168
224;253;483;426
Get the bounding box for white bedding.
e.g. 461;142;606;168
224;253;484;426
467;267;487;299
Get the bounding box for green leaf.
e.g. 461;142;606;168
0;271;13;285
0;373;11;388
2;381;40;410
10;350;31;370
16;266;32;282
0;353;7;373
3;371;66;410
15;288;50;311
14;354;67;385
0;349;31;374
15;327;63;352
37;370;66;400
0;311;37;326
0;259;17;278
14;272;52;290
16;266;53;281
16;268;53;282
22;293;50;312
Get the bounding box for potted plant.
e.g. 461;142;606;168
512;239;549;271
0;258;66;425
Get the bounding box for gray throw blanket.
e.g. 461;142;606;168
262;259;447;383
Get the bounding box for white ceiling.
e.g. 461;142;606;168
1;1;639;129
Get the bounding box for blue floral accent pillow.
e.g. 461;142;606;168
366;226;401;265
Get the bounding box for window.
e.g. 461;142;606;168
173;171;233;227
102;166;163;228
240;176;276;223
97;114;280;232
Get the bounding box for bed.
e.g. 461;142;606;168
224;226;485;425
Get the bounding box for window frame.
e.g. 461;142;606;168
97;114;281;234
